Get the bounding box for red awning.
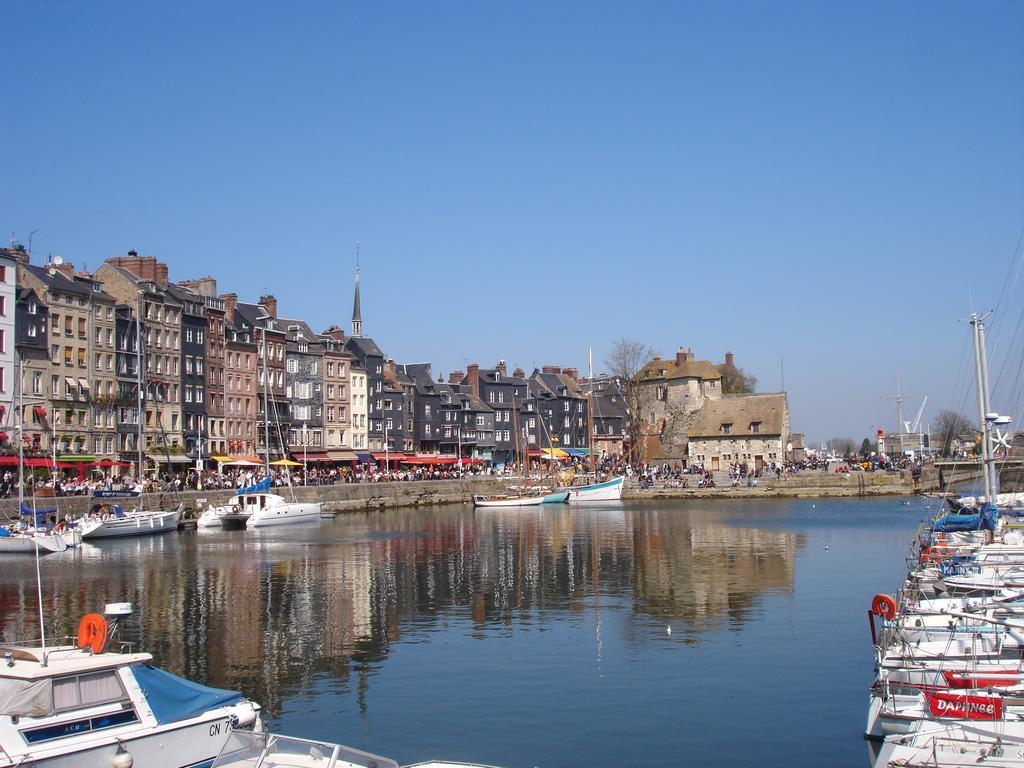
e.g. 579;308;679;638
291;452;331;462
26;458;56;468
371;452;406;462
0;456;17;466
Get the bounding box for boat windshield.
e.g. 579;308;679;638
211;731;399;768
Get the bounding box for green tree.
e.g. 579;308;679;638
859;438;873;457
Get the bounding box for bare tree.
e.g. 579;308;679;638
933;410;975;456
606;339;656;464
826;437;856;457
720;362;757;394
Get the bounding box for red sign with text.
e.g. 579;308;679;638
928;692;1003;720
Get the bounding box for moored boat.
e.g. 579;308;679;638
78;500;182;539
473;494;544;508
245;492;321;528
0;603;262;768
564;475;625;502
0;528;68;555
211;729;507;768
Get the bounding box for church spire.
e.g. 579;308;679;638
351;242;362;338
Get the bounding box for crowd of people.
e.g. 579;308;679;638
0;450;931;498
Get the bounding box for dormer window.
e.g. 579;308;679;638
749;422;761;434
720;423;732;435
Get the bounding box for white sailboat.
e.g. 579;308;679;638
0;362;70;555
563;347;625;502
78;300;183;540
245;320;322;528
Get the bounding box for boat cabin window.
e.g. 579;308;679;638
52;670;126;712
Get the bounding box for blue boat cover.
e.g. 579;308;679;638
0;528;9;537
131;664;242;724
933;514;981;532
20;503;57;525
934;503;1000;532
236;477;270;495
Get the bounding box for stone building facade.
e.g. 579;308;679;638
95;258;184;452
634;347;725;459
222;292;257;456
686;393;790;472
320;327;351;452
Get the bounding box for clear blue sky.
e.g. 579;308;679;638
4;1;1023;445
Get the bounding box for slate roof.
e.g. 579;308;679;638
25;264;94;297
346;335;384;359
278;317;319;342
687;393;788;438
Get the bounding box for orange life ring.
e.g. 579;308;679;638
231;505;240;514
871;594;898;620
76;613;108;654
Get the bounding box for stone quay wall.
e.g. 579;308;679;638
0;469;933;522
0;478;508;520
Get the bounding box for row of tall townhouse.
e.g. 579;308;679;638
0;244;614;470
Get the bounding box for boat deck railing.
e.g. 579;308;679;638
0;636;135;659
212;730;399;768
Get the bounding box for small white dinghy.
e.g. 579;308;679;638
211;730;506;768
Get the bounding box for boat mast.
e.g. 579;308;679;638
21;359;46;654
588;346;596;475
970;312;994;502
261;326;271;479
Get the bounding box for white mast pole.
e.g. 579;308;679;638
971;313;993;503
22;360;46;654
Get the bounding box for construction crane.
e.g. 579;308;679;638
903;396;927;434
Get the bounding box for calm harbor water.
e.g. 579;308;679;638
0;497;927;767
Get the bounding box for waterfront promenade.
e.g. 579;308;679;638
0;469;926;521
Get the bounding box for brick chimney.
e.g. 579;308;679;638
219;292;238;319
258;294;277;320
51;261;75;278
107;253;169;287
725;351;734;367
496;360;507;377
676;347;688;365
466;363;480;397
513;367;525;379
383;360;396;380
542;365;561;374
179;276;218;297
562;368;578;381
449;370;464;384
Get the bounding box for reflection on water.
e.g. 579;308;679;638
0;503;803;721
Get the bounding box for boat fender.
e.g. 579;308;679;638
112;744;133;768
76;613;109;654
870;594;898;620
101;513;110;522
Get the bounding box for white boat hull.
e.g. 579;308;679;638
473;495;544;508
11;709;254;768
80;509;181;539
0;533;68;554
246;502;321;527
565;476;624;502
